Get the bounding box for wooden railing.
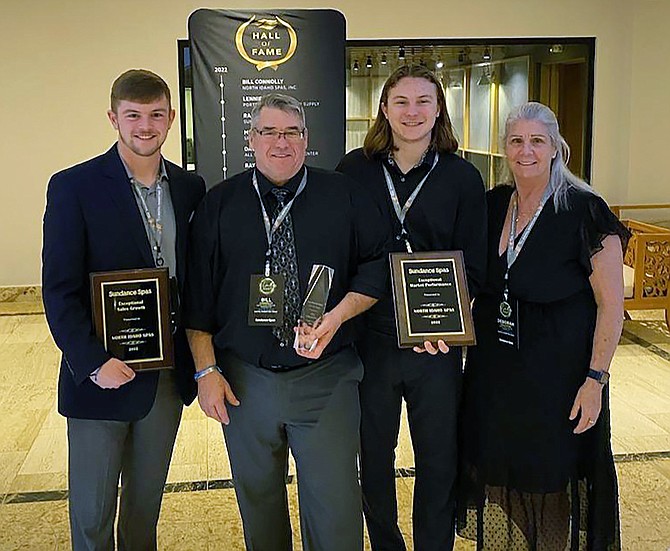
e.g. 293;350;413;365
616;216;670;330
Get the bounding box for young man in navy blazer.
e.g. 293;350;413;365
42;69;205;550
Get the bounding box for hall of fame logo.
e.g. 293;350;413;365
235;16;298;71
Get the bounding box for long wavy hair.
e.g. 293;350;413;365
502;101;595;211
363;64;458;158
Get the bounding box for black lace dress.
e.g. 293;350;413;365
457;185;630;550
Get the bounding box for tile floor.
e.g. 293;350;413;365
0;306;669;549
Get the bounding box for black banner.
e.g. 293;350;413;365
188;9;346;187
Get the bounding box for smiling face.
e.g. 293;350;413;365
505;119;557;185
107;96;175;161
381;76;440;149
249;106;308;185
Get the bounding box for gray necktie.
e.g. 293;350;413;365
270;187;301;346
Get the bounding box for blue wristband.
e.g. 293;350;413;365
194;364;221;381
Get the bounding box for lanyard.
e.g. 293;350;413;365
382;152;439;253
503;185;552;297
252;169;308;276
132;181;164;267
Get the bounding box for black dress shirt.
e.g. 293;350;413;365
383;149;435;205
184;165;390;369
337;148;487;336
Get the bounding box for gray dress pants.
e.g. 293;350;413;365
220;346;364;551
67;370;182;551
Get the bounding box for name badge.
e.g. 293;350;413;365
496;296;519;349
248;274;284;326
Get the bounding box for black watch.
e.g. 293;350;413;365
586;368;610;385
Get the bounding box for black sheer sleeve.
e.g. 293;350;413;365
578;192;631;275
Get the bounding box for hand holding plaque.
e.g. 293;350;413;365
390;251;475;348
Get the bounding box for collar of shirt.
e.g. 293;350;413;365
117;146;169;191
256;166;306;202
384;147;436;177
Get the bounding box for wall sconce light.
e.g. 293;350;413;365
398;46;405;60
366;55;373;69
353;59;359;72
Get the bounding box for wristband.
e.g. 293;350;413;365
194;364;221;381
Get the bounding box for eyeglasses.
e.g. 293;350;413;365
253;128;305;141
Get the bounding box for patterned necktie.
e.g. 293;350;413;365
270;187;301;346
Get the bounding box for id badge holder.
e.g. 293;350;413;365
248;273;284;326
496;292;520;349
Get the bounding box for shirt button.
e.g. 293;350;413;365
400;177;405;182
280;342;286;347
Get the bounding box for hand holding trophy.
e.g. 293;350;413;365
293;265;334;355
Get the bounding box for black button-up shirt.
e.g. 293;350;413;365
383;149;435;206
337;148;487;336
184;165;390;369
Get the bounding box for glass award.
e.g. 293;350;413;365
300;264;334;326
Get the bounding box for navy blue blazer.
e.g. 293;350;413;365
42;145;205;421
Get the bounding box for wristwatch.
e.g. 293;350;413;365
586;368;610;385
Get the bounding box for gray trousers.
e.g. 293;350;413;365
67;370;182;551
220;347;364;551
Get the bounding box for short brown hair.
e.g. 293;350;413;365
363;64;458;158
110;69;171;112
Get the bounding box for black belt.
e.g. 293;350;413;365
260;347;347;372
261;359;314;372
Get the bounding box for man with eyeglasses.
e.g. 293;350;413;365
184;93;390;551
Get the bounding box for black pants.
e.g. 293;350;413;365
357;329;462;551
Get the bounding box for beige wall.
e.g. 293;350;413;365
627;1;670;204
0;0;665;286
